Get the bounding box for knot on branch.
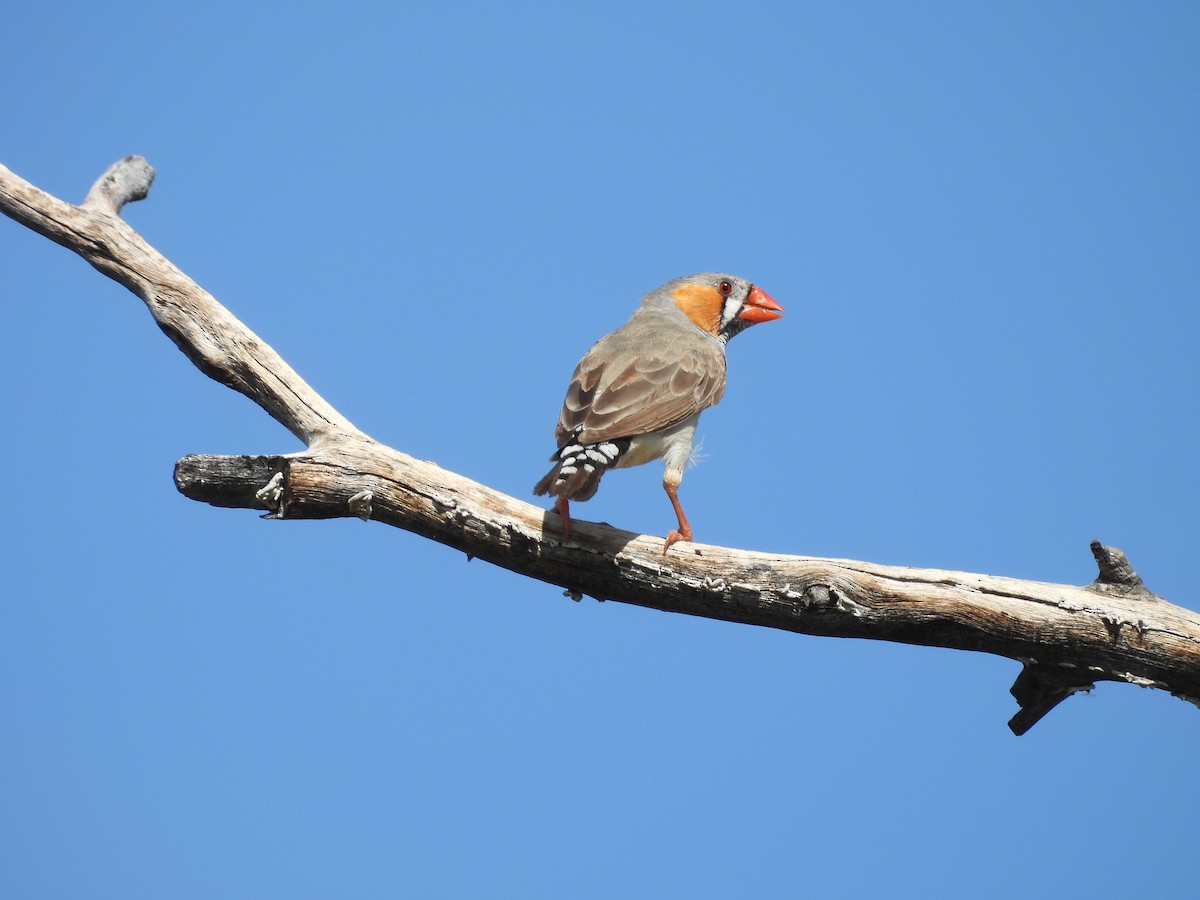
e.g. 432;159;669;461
81;155;155;215
1088;540;1153;600
255;472;286;516
348;489;374;521
1008;661;1098;735
781;581;862;614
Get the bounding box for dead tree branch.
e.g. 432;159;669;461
3;156;1198;734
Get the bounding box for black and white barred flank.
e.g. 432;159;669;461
533;430;631;502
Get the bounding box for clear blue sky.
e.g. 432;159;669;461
3;2;1198;897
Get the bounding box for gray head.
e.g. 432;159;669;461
641;272;783;341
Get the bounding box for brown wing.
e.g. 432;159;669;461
554;317;727;446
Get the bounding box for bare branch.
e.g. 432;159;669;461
168;444;1200;737
0;159;362;446
4;156;1199;734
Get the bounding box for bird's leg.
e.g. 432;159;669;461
662;479;693;553
553;496;572;542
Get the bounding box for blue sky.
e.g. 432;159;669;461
2;2;1198;897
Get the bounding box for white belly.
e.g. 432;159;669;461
616;416;698;482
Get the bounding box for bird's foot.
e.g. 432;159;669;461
661;479;692;554
662;525;692;554
552;497;572;542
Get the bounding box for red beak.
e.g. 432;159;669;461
737;285;784;324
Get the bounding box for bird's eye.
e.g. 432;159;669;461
718;280;733;296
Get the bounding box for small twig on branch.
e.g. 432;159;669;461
3;156;1198;734
81;154;155;214
1089;540;1149;597
1008;662;1098;736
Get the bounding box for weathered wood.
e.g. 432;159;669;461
173;442;1200;732
0;158;361;446
4;156;1199;734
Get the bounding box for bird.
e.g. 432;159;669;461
533;272;783;552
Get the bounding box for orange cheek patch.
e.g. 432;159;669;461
671;284;723;335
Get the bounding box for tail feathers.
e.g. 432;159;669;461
533;436;629;501
533;461;604;502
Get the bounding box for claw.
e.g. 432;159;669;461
662;525;693;554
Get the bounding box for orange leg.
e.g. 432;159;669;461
553;496;572;542
662;480;693;553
